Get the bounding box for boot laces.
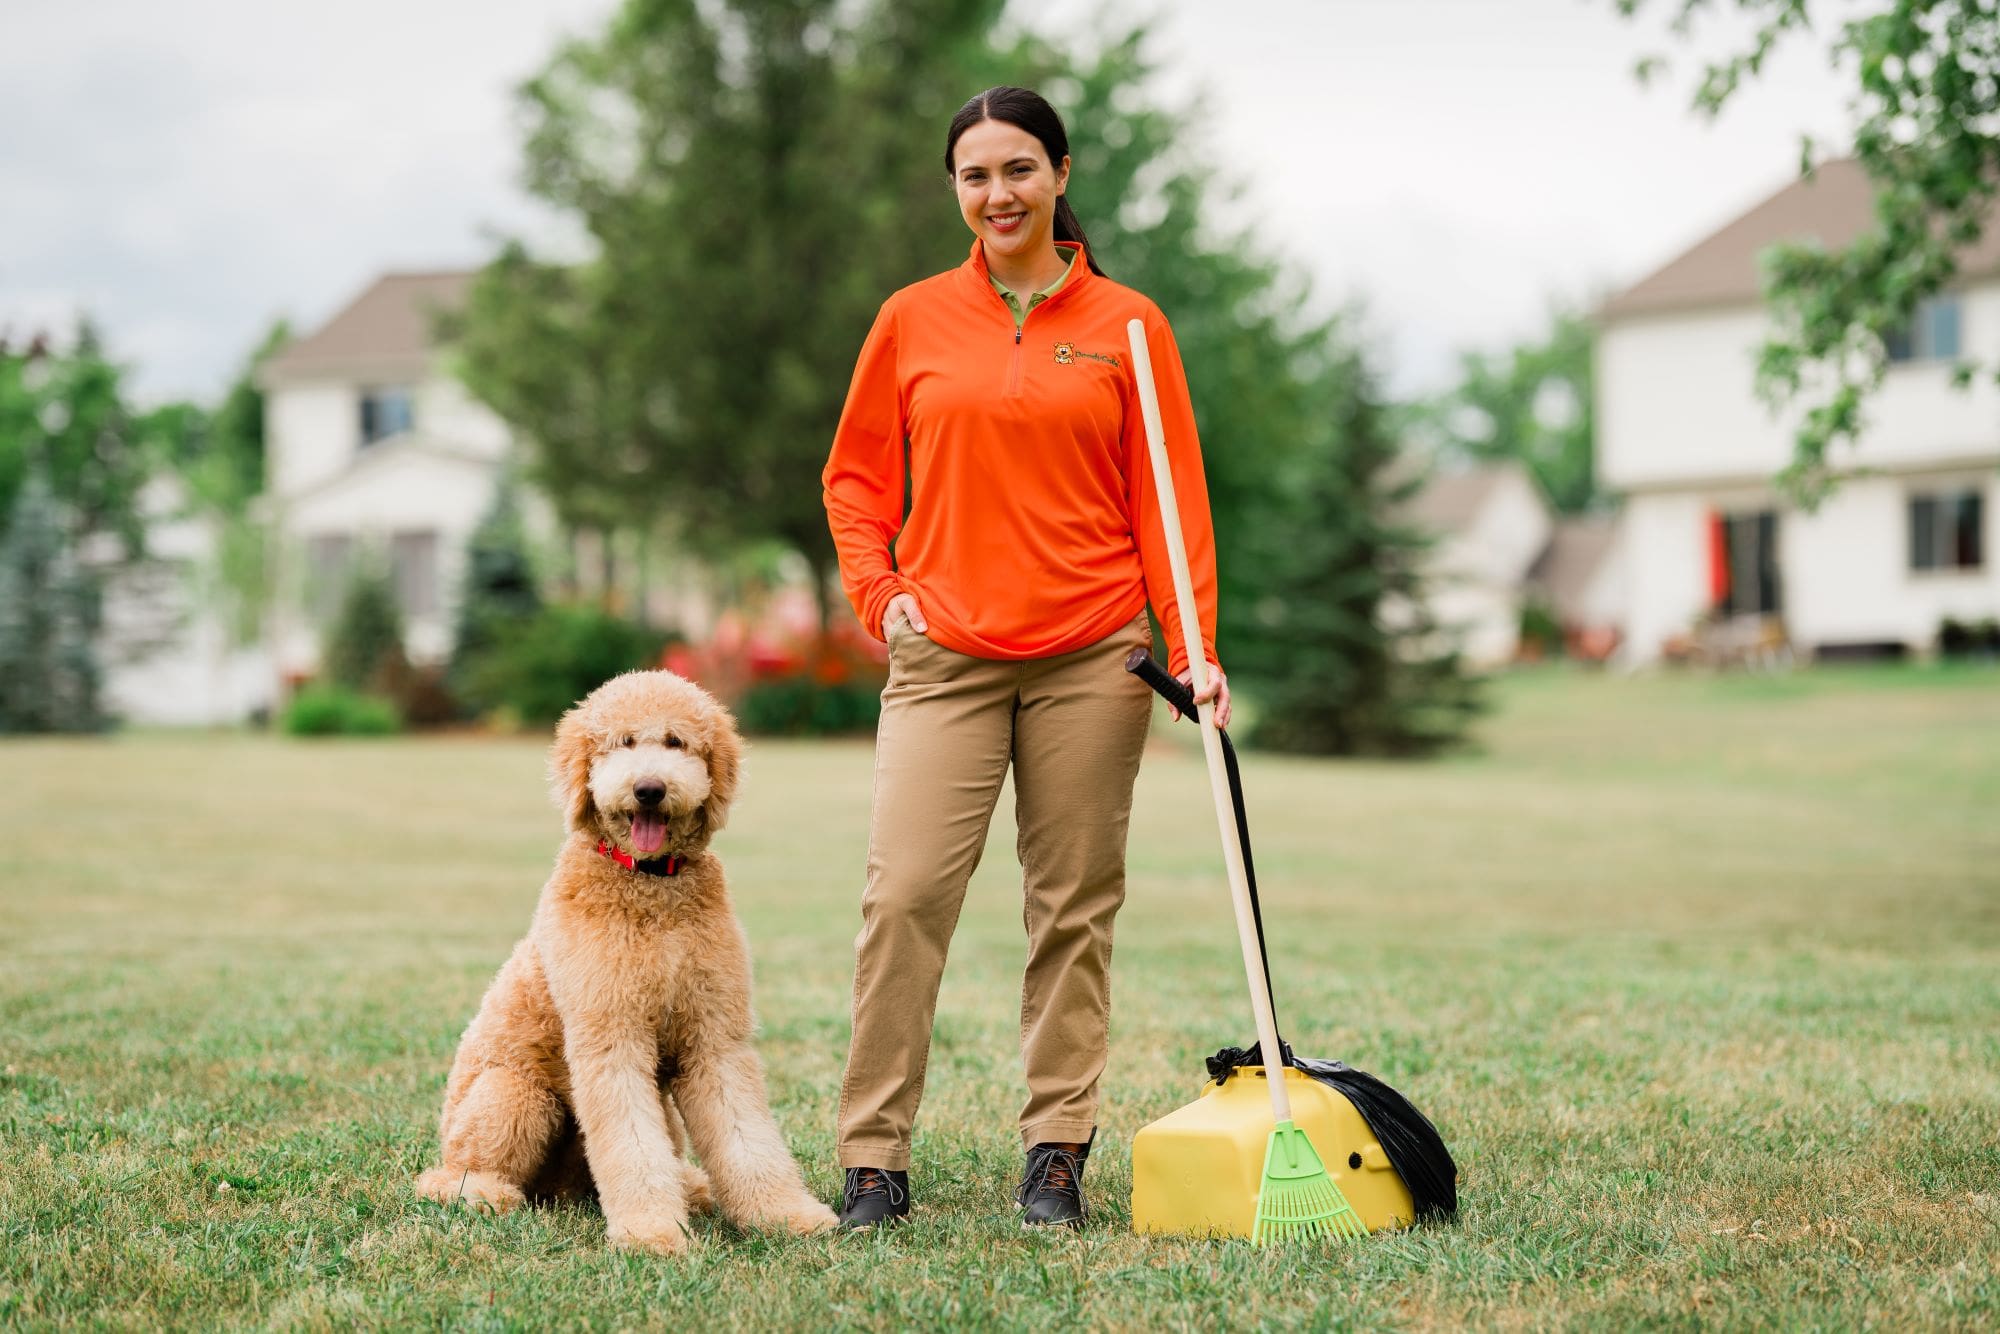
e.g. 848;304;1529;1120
1024;1145;1084;1203
843;1167;906;1209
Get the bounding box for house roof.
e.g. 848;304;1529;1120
1600;157;2000;321
1403;461;1534;534
1527;515;1619;621
262;270;474;383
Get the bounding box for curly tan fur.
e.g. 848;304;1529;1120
415;671;835;1254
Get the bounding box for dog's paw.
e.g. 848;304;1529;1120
778;1197;839;1236
681;1164;715;1214
607;1213;693;1257
417;1167;525;1215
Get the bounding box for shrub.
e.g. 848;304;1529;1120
466;603;664;726
1517;598;1564;661
663;618;887;736
449;482;542;714
323;564;408;691
376;659;460;728
1937;616;2000;659
282;685;401;736
737;675;882;735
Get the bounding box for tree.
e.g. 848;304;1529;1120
1420;310;1599;514
171;321;290;645
446;248;635;549
0;465;105;733
454;0;980;625
1620;0;2000;504
0;324;191;682
449;478;544;712
1227;338;1485;755
0;323;154;559
323;563;408;693
203;320;287;508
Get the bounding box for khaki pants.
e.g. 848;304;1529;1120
836;610;1154;1170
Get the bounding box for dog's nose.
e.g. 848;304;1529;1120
634;781;666;808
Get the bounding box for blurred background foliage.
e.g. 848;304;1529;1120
451;0;1483;753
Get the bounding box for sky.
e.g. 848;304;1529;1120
0;0;1853;404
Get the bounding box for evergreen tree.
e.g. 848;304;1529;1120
1228;343;1484;756
0;465;106;733
323;562;408;693
449;480;543;711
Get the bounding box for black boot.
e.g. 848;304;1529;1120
837;1166;909;1230
1017;1131;1092;1229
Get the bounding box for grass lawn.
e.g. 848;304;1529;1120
3;665;1997;1329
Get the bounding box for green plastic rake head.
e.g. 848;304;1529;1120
1251;1121;1368;1244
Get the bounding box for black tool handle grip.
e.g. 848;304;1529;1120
1122;644;1285;1059
1123;646;1201;722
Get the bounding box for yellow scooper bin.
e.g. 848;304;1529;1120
1131;1066;1415;1237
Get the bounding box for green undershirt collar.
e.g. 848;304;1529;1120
990;247;1076;328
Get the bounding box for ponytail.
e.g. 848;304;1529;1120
1054;196;1105;277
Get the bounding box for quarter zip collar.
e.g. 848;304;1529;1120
964;239;1091;320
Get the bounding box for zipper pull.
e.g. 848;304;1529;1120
1015;327;1022;344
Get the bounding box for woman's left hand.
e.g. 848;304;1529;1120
1170;663;1231;730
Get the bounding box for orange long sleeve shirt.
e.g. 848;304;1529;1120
822;240;1220;676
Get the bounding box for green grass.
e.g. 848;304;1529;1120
4;664;1997;1329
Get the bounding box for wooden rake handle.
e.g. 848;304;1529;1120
1124;318;1292;1126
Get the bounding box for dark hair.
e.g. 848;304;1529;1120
945;86;1105;277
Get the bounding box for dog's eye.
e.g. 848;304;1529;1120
620;735;636;748
666;734;684;750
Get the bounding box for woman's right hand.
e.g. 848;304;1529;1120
882;593;928;639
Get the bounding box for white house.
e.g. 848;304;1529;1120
1525;513;1627;659
258;271;513;687
1598;159;1998;663
1402;462;1555;666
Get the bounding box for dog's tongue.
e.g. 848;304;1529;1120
632;810;668;855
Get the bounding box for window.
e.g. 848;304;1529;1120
391;530;439;617
1909;489;1985;571
1884;295;1962;363
359;386;415;445
305;532;353;623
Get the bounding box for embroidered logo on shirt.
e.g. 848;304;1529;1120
1053;343;1120;368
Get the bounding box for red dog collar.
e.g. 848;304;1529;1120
595;839;686;877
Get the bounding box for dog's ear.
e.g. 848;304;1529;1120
701;705;744;833
549;703;597;832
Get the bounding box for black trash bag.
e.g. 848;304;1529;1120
1207;1042;1458;1223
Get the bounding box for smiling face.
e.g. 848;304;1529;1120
950;117;1069;269
550;671;743;862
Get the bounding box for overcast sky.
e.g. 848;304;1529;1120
1;0;1852;404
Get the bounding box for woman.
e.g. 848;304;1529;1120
821;85;1228;1231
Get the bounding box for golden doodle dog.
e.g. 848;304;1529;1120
416;670;836;1253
